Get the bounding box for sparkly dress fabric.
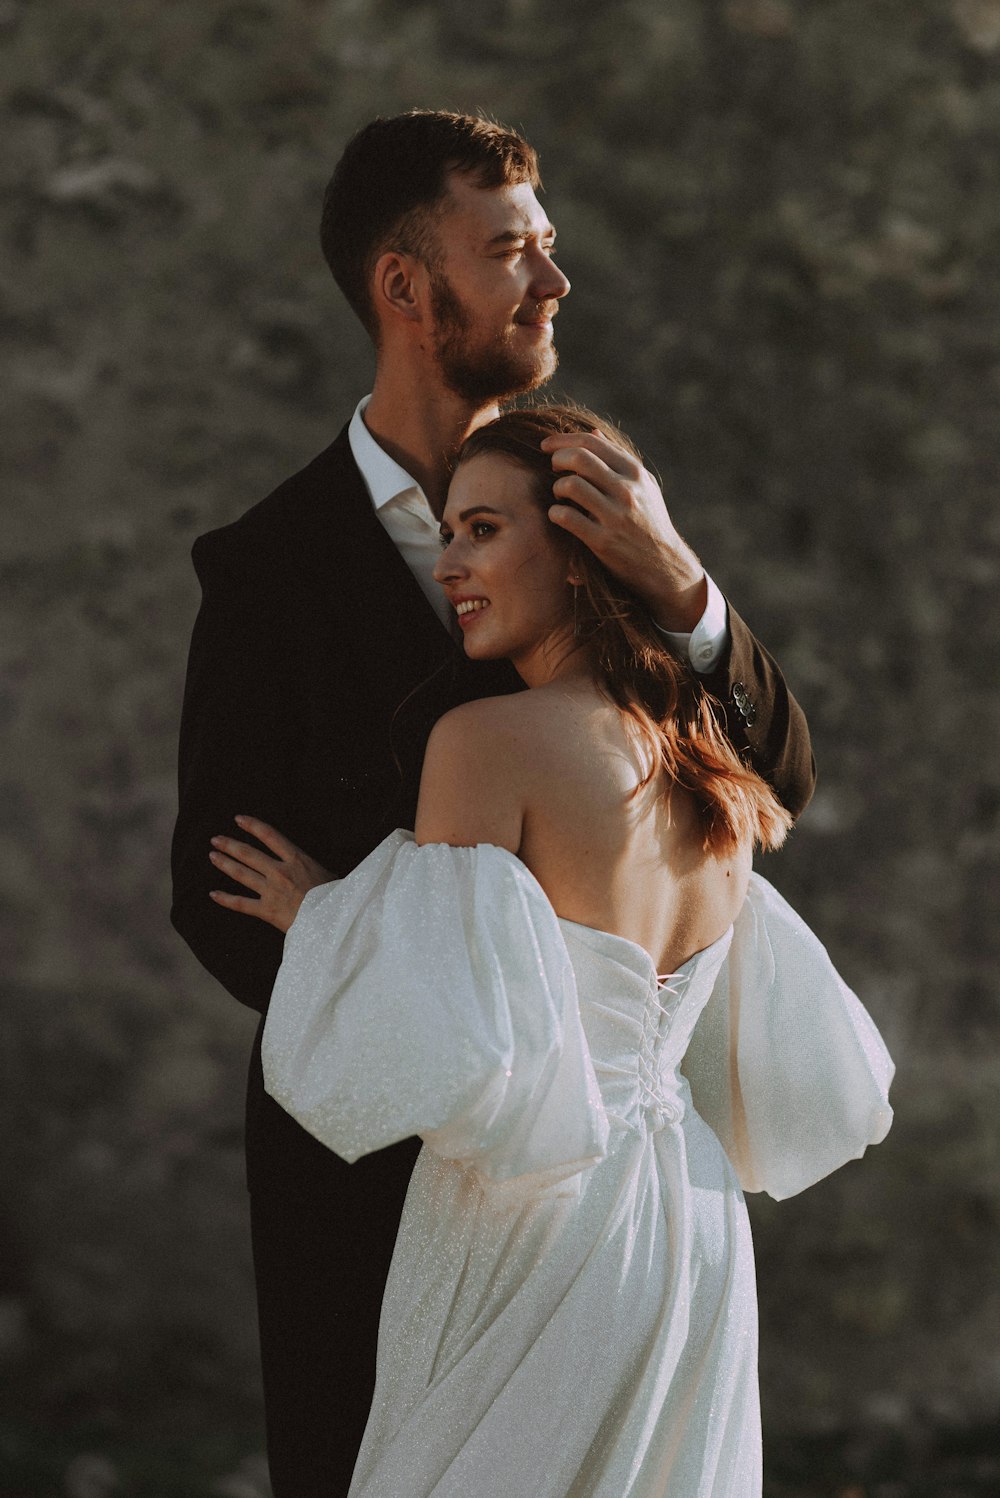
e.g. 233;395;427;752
262;832;894;1498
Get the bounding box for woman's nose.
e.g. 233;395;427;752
433;542;463;584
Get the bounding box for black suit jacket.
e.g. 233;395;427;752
170;425;814;1193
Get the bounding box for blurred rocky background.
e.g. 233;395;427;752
2;0;998;1493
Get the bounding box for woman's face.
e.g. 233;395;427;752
434;453;578;685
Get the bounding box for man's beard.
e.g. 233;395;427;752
429;269;558;406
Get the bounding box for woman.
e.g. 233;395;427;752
209;406;893;1497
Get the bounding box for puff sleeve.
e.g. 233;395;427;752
682;873;894;1200
262;831;609;1198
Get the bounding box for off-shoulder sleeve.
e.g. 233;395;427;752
682;873;894;1201
261;831;609;1198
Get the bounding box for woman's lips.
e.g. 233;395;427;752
455;599;491;629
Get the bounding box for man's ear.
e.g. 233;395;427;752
372;250;424;326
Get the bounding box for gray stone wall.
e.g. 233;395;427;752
2;1;998;1491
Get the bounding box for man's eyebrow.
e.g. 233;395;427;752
485;225;556;247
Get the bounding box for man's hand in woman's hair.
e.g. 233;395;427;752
208;816;332;932
542;429;708;633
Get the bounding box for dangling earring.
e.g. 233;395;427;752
570;579;582;638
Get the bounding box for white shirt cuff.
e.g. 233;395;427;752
655;575;729;674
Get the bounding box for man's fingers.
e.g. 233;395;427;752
547;446;623;496
550;472;611;518
541;430;640;479
548;500;599;539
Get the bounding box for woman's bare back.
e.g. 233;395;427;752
416;680;751;977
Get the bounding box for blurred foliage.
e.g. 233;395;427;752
2;0;998;1491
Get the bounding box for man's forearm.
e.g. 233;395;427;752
171;532;295;1012
702;604;816;818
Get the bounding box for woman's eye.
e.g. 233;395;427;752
438;532;452;549
471;521;496;539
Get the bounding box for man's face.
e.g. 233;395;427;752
422;172;571;404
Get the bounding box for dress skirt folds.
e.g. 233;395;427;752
261;832;894;1498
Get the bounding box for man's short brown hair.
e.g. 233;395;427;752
320;111;541;338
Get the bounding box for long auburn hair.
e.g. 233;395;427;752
454;404;793;855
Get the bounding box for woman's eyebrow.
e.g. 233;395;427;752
456;505;504;523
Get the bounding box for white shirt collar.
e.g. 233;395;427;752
348;395;422;511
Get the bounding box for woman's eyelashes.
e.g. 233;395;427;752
438;520;498;548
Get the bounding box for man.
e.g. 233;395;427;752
171;111;814;1498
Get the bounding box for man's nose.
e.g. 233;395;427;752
550;261;571;300
531;253;570;303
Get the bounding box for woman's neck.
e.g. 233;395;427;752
513;635;596;692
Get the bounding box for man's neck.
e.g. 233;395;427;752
363;366;499;516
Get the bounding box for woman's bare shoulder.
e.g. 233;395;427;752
416;696;535;850
432;692;526;731
429;691;557;753
427;686;620;801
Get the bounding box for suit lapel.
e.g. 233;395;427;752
281;428;521;782
289;427;457;677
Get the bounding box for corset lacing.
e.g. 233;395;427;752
636;971;691;1128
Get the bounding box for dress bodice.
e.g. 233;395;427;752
262;833;893;1498
558;921;733;1133
263;831;893;1204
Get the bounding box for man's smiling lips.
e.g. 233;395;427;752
516;301;559;331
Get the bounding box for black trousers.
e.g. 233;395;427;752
250;1132;421;1498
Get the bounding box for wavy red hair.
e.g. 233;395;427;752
454;404;793;854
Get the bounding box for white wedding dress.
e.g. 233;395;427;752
262;832;893;1498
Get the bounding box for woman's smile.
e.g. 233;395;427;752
434;453;579;683
454;596;492;626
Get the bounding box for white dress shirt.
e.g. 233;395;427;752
348;396;452;629
347;396;729;672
